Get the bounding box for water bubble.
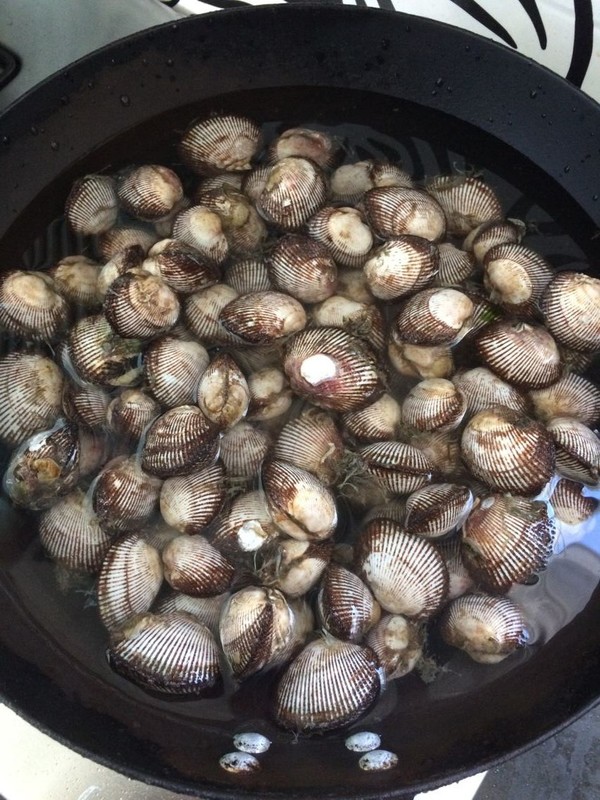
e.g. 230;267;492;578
564;165;570;173
120;95;131;107
30;126;39;136
435;78;444;87
1;135;10;145
50;141;60;151
166;58;174;67
529;90;538;99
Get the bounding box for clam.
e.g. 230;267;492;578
355;518;448;618
143;238;220;294
184;284;244;346
97;531;163;631
475;320;562;389
330;159;413;204
392;288;474;346
197;353;250;430
453;367;531;417
96;244;146;299
104;269;180;339
93;456;163;534
153;590;228;637
283;327;383;412
0;352;64;447
39;488;113;573
64;173;119;235
272;409;344;485
342;393;402;444
194;185;267;256
219;291;307;344
461;406;555;495
274;636;381;732
240;164;270;204
363;186;446;242
401;379;467;432
541;271;600;352
144;336;209;408
161;534;235;596
141;405;219;478
160;462;226;534
433;243;476;287
107;611;221;694
262;459;338;542
405;483;474;539
267;234;338;304
463;217;526;263
106;388;160;443
363;235;439;301
171;205;229;265
257;156;328;231
49;255;102;311
411;430;463;478
209;490;278;556
194;173;244;197
267;127;341;169
259;538;333;598
482;243;553;317
549;478;598;525
461;494;556;591
365;614;425;680
0;270;70;342
546;416;600;485
224;257;273;294
179;113;262;175
311;295;385;352
246;367;293;421
97;225;159;262
336;267;376;305
387;337;454;380
67;313;143;388
358;441;436;496
529;372;600;427
219;586;313;679
439;593;528;664
62;381;110;430
306;207;373;268
435;536;475;600
219;422;271;480
117;164;184;221
426;175;503;236
317;564;381;642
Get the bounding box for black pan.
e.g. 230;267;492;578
1;5;600;799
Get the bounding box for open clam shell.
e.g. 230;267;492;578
364;186;446;241
482;242;553;317
358;441;437;496
106;388;160;443
257;156;328;231
219;422;271;480
426;175;503;236
93;456;162;534
67;313;143;388
141;405;219;478
453;367;531;417
307;206;373;269
529;372;600;427
541;271;600;352
392;288;474;346
401;378;467;433
143;238;220;294
0;270;70;342
365;614;424;681
405;483;474;539
317;563;381;643
117;164;184;222
342;393;402;444
220;291;307;345
160;462;226;535
268;233;338;304
549;478;598;525
161;534;235;597
272;409;344;486
144;335;209;409
64;173;119;235
311;295;385;352
179;113;262;175
363;235;438;301
547;416;600;485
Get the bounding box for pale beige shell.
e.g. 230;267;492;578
209;490;278;556
96;244;146;299
184;284;244;346
342;393;402;444
171;205;229;265
267;234;338;304
363;235;439;301
453;367;531;417
365;614;424;680
196;352;250;430
219;422;271;479
272;409;344;486
364;186;446;241
411;431;463;478
153;591;228;637
483;242;553;317
336;268;376;305
435;536;475;600
97;226;159;262
258;538;333;598
144;336;209;408
393;288;474;346
541;271;600;352
549;478;598;525
317;563;381;642
160;462;226;535
529;373;600;427
104;270;180;340
401;379;467;432
161;534;235;596
246;367;293;421
463;218;526;263
0;270;70;342
194;185;267;256
65;174;119;235
311;295;385;352
426;175;503;236
405;483;474;538
388;337;454;380
306;206;374;268
267;127;341;169
50;255;102;311
330;160;413;204
93;456;162;534
546;416;600;485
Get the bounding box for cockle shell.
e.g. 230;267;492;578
224;257;273;294
435;536;474;600
107;611;221;694
179;113;262;175
433;243;476;287
541;271;600;352
143;238;220;294
194;185;267;256
267;234;338;304
104;270;180;340
184;284;244;346
330;160;413;204
220;291;307;344
342;393;402;444
93;456;162;533
463;218;526;263
0;270;70;342
106;388;160;443
392;288;473;346
272;409;344;486
453;367;531;417
196;353;250;430
411;430;463;478
405;483;474;538
267;127;341;169
49;255;102;311
546;416;600;485
97;225;159;262
365;614;424;680
529;372;600;427
64;174;119;235
549;478;598;525
401;379;467;432
171;205;229;265
426;175;503;236
258;538;333;598
483;242;553;317
274;636;381;733
144;336;209;408
358;441;436;496
311;295;385;352
336;268;376;305
241;164;270;204
257;156;328;231
62;381;110;430
97;244;146;299
317;564;381;642
219;422;271;479
209;490;278;556
117;164;184;221
363;235;439;301
141;405;219;478
364;186;446;242
306;207;373;269
246;367;293;421
160;463;226;534
153;590;228;637
387;336;454;380
439;593;528;664
161;534;235;596
67;313;143;388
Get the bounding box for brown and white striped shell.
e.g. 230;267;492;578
161;534;235;596
267;127;341;169
144;336;209;408
97;225;159;263
317;564;381;642
311;295;385;352
546;417;600;485
67;314;143;388
209;490;278;556
463;218;526;263
194;185;267;256
219;422;271;479
529;372;600;427
259;538;333;598
117;164;184;221
220;291;307;344
0;270;70;342
387;337;454;380
171;205;229;265
97;531;163;631
257;156;328;231
541;271;600;352
153;591;228;637
433;243;476;287
461;494;556;591
435;536;475;600
405;483;474;538
355;518;448;618
411;430;463;478
143;238;220;294
272;409;344;486
363;186;446;242
330;160;413;204
401;379;467;432
460;407;555;495
392;288;474;346
439;593;528;664
224;257;273;294
549;478;598;525
426;175;503;236
196;352;250;430
107;611;221;694
283;327;383;412
267;234;338;304
65;174;119;235
179;113;262;175
363;235;439;301
97;244;146;299
93;456;162;534
184;284;244;346
241;164;270;204
104;270;180;340
482;243;553;317
106;388;160;443
62;381;110;430
141;405;219;478
274;635;381;732
453;367;531;417
49;255;102;311
246;367;293;421
159;462;226;535
359;441;436;496
342;394;402;444
365;614;424;680
306;207;373;268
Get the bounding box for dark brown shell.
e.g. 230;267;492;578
359;441;437;496
317;563;381;642
272;409;344;486
144;336;209;408
162;534;235;596
184;284;244;346
179;113;262;175
106;388;160;443
65;174;119;235
483;243;553;317
529;373;600;426
257;157;328;231
392;288;474;345
144;238;220;294
159;462;226;534
405;483;474;538
141;405;219;478
453;367;531;417
224;257;273;294
67;314;143;388
363;235;439;301
401;378;467;432
104;270;180;339
306;207;373;269
434;243;476;287
267;234;338;304
117;164;184;221
267;127;341;169
49;255;102;311
363;186;446;241
171;206;229;265
547;416;600;485
220;291;307;344
93;456;162;533
62;380;110;430
550;478;598;525
541;271;600;352
426;175;503;236
342;393;402;444
0;270;70;342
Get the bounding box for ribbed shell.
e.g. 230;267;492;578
224;257;273;294
262;459;338;541
393;288;473;346
274;636;381;732
194;174;244;199
462;494;556;592
38;488;112;573
97;244;146;299
107;611;221;694
434;243;476;287
267;234;338;304
363;187;446;242
161;534;235;596
171;205;229;265
547;417;600;484
405;483;474;538
435;536;474;600
283;327;383;412
365;614;424;680
184;284;244;346
144;238;220;294
50;255;102;311
401;379;467;432
194;186;267;256
483;243;553;317
97;226;159;263
67;314;143;388
0;270;70;342
550;478;598;525
330;160;413;205
241;164;270;204
220;291;307;345
62;381;110;430
179;113;262;175
219;586;313;679
387;337;454;380
247;367;293;421
461;407;555;495
209;490;278;556
439;593;527;664
463;218;526;263
259;538;334;598
64;174;119;235
359;441;436;496
529;373;600;427
219;422;271;479
541;271;600;352
411;430;463;478
197;353;250;429
97;532;163;631
117;164;183;221
306;207;373;269
144;336;209;408
267;127;341;169
475;320;562;389
342;394;402;444
272;410;344;486
453;367;531;417
106;388;160;442
0;352;64;447
160;463;226;534
153;591;228;637
363;235;439;301
141;405;219;478
104;270;180;340
93;456;162;533
311;295;385;352
317;564;381;642
427;175;503;236
257;157;328;231
355;518;448;618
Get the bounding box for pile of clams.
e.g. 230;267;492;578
2;113;600;735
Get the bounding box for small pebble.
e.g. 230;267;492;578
233;731;272;754
219;752;261;774
344;731;381;752
358;749;399;771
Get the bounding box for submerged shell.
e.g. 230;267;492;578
541;271;600;352
93;456;162;533
162;534;235;596
141;405;219;478
171;206;229;265
67;313;143;388
117;164;183;221
272;410;344;486
365;614;424;680
306;206;373;269
267;127;341;169
144;238;220;294
434;243;476;287
483;243;553;316
107;611;221;694
65;174;119;235
364;186;446;242
359;441;436;496
267;234;338;304
546;417;600;485
401;379;467;432
393;288;473;346
388;337;454;380
330;160;413;204
106;388;160;442
439;593;528;663
197;353;250;430
311;295;385;352
144;336;209;408
0;270;70;342
342;393;402;444
529;373;600;427
220;291;307;344
160;463;226;534
363;236;439;301
274;636;381;732
179;113;262;175
355;518;448;618
453;367;531;417
317;563;381;642
195;185;267;256
184;284;243;346
219;422;271;479
427;175;503;236
405;483;474;538
550;478;598;525
50;255;102;311
257;156;328;231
